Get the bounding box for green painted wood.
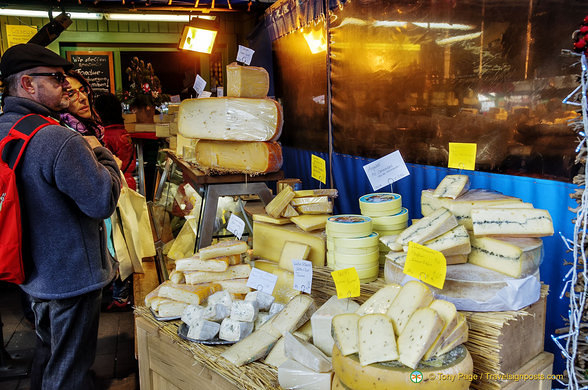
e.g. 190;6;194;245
98;19;109;32
118;21;129;33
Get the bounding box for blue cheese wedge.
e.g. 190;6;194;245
186;318;221;340
396;207;457;246
433;175;470;199
311;296;360;356
386;280;434;335
245;291;275;311
332;313;360;356
468;236;543;278
181;304;206;326
471;208;554;237
356;284;402;316
420;225;471;256
230;300;259;322
284;332;332;372
207;290;233;308
397;308;444;369
358;314;398;366
203;303;231;322
219;318;254;342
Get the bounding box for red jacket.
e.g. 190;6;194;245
103;124;136;190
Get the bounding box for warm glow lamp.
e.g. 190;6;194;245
303;27;327;54
178;19;219;54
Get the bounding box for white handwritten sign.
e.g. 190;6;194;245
236;45;255;65
193;74;206;96
292;260;312;294
363;151;409;191
197;91;212;98
227;214;245;239
246;268;278;294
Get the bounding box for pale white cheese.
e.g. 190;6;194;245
356;284;401;316
433;175;470;199
203;303;231;322
230;300;259;323
358;314;398;366
331;313;360;356
219;318;254;342
245;290;275;311
310;296;359;356
186;319;221;340
396;207;458;246
283;332;332;373
386;280;434;335
278;359;333;390
397;307;444;369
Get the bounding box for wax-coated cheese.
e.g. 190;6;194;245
296;202;333;215
397;307;443;369
332;250;379;267
181;304;206;326
423;300;458;360
178;97;283;141
252;213;292;225
397;207;458;246
219;318;254;342
289;215;330;232
333;232;380;250
420;225;471;256
245;291;275;311
284;332;332;372
158;282;222;305
221;329;280;366
468;236;543;278
433;175;470;199
157;300;188;317
203;303;231;322
359;193;402;217
311;296;360;356
186;318;221;340
266;186;296;218
207;290;233;308
358;314;398;366
387;280;434;335
278;359;333;390
326;215;373;238
270;294;317;336
356;284;402;316
226;63;270;98
331;313;360;356
194;140;283;175
175;255;229;272
199;240;248;260
471;208;554;237
278;241;311;272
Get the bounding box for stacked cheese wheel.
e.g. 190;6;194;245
359;193;408;265
326;215;379;282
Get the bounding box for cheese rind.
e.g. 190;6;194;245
359;193;402;217
386;281;434;335
433;175;470;199
283;332;333;372
423;300;458;359
397;307;443;369
358;314;398;366
435;314;468;356
226;63;270;98
195;140;283;175
326;215;373;238
311;296;360;356
397;207;458;246
331;313;360;356
468;236;543;278
184;264;251;284
471;208;554;237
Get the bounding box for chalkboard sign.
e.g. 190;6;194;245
66;51;115;95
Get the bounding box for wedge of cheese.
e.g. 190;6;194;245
181;304;206;326
226;63;270;98
433;175;470;199
396;207;457;246
230;300;259;322
266;186;296;218
435;314;468;356
284;332;332;372
468;236;543;278
184;264;251;284
290;215;330;232
358;314;398;366
186;319;221;340
356;284;401;316
332;313;360;356
421;225;471;256
158;282;222;305
202;303;231;322
178;97;283;141
296;202;333;215
269;294;316;336
175;255;229;272
397;308;444;369
157;300;188;317
219;318;254;342
423;300;458;360
278;241;311;272
291;196;330;207
199;240;248;260
194;140;283;175
264;322;312;368
221;329;280;366
386;280;434;335
217;278;252;294
281;204;299;217
311;296;360;356
278;359;333;390
471;208;554;237
245;291;275;311
252;213;292;225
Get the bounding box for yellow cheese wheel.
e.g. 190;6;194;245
326;215;373;238
332;344;473;390
371;208;409;229
359;193;402;217
333;250;379;266
332;375;346;389
334;246;380;256
334;232;380;249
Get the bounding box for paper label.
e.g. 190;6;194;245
448;142;477;171
193;74;206;95
227;214;245;239
246;268;278;294
217;86;224;97
292;260;313;294
197;91;212;98
363;150;410;191
403;242;446;289
169;95;181;103
311;154;326;184
236;45;255;65
331;268;361;299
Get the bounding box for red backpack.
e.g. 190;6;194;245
0;114;58;284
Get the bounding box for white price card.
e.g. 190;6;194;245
247;268;278;294
236;45;255;65
363;150;410;191
292;260;312;294
227;214;245;239
217;86;224;97
197;90;212;98
193;74;206;96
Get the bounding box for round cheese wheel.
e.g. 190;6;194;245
327;215;373;238
334;250;379;266
371;208;409;229
334;232;380;249
332;344;473;390
359;193;402;217
332;375;346;389
334;245;380;256
333;264;379;282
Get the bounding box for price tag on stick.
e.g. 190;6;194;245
331;268;360;299
236;45;255;65
246;268;278;294
311;154;326;184
292;260;313;294
226;214;245;239
363;150;409;191
403;242;447;289
448;142;477;171
193;74;206;96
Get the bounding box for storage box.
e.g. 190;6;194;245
501;352;554;390
156;123;170;137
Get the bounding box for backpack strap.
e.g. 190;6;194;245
0;114;59;170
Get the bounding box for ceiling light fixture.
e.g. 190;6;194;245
0;9;103;20
178;18;219;54
104;13;190;22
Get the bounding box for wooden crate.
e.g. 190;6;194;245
502;352;554;390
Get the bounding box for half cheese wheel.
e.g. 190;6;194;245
195;140;283;175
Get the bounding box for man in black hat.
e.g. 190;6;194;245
0;43;121;390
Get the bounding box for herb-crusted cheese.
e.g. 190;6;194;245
471;208;554;237
358;314;398;366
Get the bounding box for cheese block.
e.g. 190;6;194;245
186;318;221;340
420;225;471;256
290;215;330;232
270;294;317;336
284;332;332;372
278;241;311;272
226;63;270;98
219;318;254;342
471;208;554;237
278;359;333;390
433;175;470;199
397;207;457;246
266;186;296;218
227;253;242;265
181;304;206;326
252;213;292;225
199;240;248;260
230;300;259;322
358;314;398;366
269;302;286;316
387;280;434;335
194;140;282;175
202;303;231;322
178;97;283;141
326;215;373;238
264;322;312;368
332;344;473;390
371;208;409;229
311;296;360;356
221;329;280;366
397;307;444;369
253;222;325;267
446;254;468;265
157;300;188;317
331;313;360;356
217;278;252;294
150;297;172;312
296;202;333;215
359;193;402;217
254;312;273;330
423;300;458;360
291;196;329;207
158;282;222;305
175;255;229;272
254;260;301;304
468;236;543;278
435;314;468;356
184;264;251;284
281;204;299;217
379;235;403;251
245;291;275;311
145;283;165;307
168;270;185;284
356;284;402;316
294;189;339;198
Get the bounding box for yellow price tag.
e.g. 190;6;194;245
311;155;326;184
331;268;360;299
403;242;447;289
448;142;477;171
6;25;37;48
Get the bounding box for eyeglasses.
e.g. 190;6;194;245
27;72;68;84
67;86;89;101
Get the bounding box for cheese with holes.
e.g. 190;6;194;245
290;215;330;232
270;294;316;336
332;313;360;356
423;300;458;360
326;215;373;238
217;278;251;294
178;97;282;141
194;140;282;175
387;281;434;335
356;284;402;315
471;208;554;237
397;208;457;246
203;303;231;322
468;236;543;278
184;264;251;284
245;291;275;311
252;213;292;225
219;318;254;342
175;255;229;272
358;314;398;366
284;332;332;372
278;359;333;390
226;63;270;98
278;241;311;272
158;282;222;305
181;304;206;326
207;290;233;309
199;240;248;260
359;193;402;217
420;225;471;256
157;300;188;317
433;175;470;199
311;296;360;356
397;307;443;369
187;318;221;340
221;329;280;366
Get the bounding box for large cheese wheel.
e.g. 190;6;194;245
332;344;473;390
195;140;282;175
178;97;283;141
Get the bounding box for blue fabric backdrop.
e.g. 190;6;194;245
282;145;576;375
